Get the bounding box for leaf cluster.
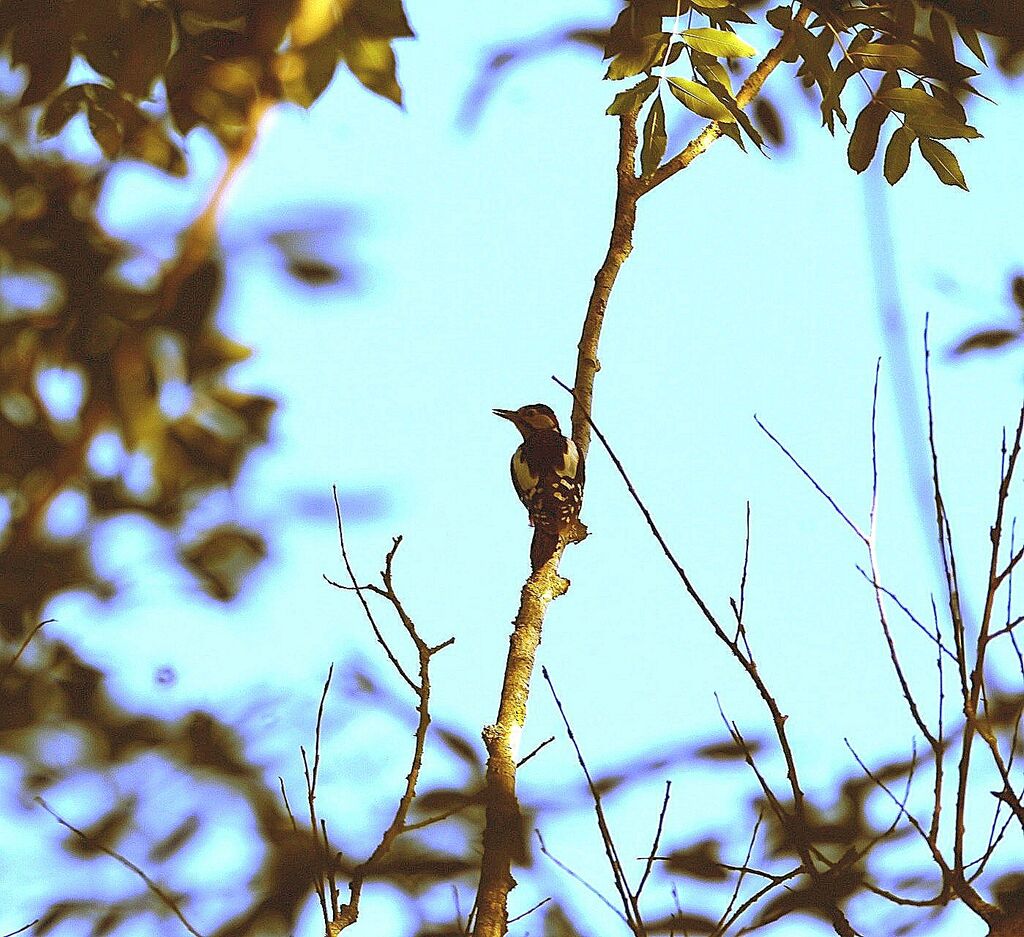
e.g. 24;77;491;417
3;0;413;168
0;144;274;635
601;0;1005;188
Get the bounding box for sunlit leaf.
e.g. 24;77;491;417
680;27;756;58
604;32;667;80
640;95;667;176
86;104;123;159
918;137;967;189
667;77;734;122
850;42;925;72
606;75;657;116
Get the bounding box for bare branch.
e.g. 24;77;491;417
535;829;628;924
754;415;866;544
518;736;556;769
542;666;640;932
508;896;552;924
35;797;204;937
636;781;672;902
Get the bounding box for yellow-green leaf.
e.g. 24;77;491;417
847;102;888;173
957;21;986;64
883;125;914;184
667;77;734;122
919;138;967;189
640;95;667;176
680;27;756;59
850;42;925;72
904;114;981;140
606;76;658;115
605;33;666;80
878;86;946;116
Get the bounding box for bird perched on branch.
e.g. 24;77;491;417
493;403;585;571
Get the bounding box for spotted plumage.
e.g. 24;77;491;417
494;403;585;571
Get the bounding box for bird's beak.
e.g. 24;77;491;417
493;408;517;422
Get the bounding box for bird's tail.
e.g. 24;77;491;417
530;526;559;572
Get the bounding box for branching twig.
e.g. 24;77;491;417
542;666;642;933
535;829;628;923
321;503;453;932
35;797;204;937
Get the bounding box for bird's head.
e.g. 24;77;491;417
493;403;561;438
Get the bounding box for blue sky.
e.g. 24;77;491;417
8;1;1024;934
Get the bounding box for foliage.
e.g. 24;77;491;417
601;0;1015;188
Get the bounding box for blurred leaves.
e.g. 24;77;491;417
2;0;413;162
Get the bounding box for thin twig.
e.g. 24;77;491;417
754;415;866;544
535;829;628;923
542;666;640;932
1;618;54;679
35;797;204;937
326;486;417;693
518;736;556;768
636;780;672;901
2;922;38;937
714;812;763;933
508;896;552;924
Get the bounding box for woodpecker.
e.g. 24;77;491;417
493;403;585;571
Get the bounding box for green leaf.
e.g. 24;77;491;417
953;328;1019;356
667;77;734;122
37;84;90;138
878;86;946;116
604;33;666;80
850;42;926;72
340;34;402;106
883;125;914;184
918;138;967;189
793;22;833;91
904;114;981;140
691;50;732;92
680;27;756;59
13;20;72;105
957;21;986;64
765;6;792;30
847;102;888;173
719;121;746;151
640;95;667;176
929;9;956;64
86;102;123;159
120;6;173;97
703;78;764;150
347;0;414;40
606;76;658;115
